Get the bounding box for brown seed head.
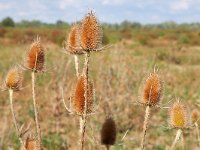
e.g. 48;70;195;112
73;75;94;115
5;67;23;91
169;101;190;129
24;138;41;150
101;117;117;146
142;72;162;106
25;40;45;72
80;11;102;51
192;109;199;123
67;24;83;55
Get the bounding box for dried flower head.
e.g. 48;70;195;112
80;11;102;51
73;75;94;115
142;72;162;106
169;101;190;129
24;138;41;150
25;39;45;72
101;117;117;146
192;109;199;123
5;67;23;91
66;24;83;55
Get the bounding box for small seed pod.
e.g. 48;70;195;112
5;67;23;91
66;24;83;55
142;72;162;106
73;75;94;115
192;109;199;123
169;101;190;129
101;117;117;147
25;40;45;72
80;11;102;52
24;138;41;150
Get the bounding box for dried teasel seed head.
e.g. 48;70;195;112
66;24;84;55
142;72;162;106
25;39;45;72
5;67;23;91
169;101;190;129
20;138;41;150
80;11;102;52
101;117;117;146
192;109;200;123
73;75;94;115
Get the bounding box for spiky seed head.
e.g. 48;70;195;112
80;11;102;51
67;24;83;55
192;109;199;123
24;138;41;150
25;40;45;72
169;101;190;129
5;67;23;91
101;117;117;146
73;75;94;115
142;72;162;106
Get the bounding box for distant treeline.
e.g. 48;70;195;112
1;16;200;30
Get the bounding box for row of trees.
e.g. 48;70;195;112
1;16;200;29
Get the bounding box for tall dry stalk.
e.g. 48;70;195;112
140;71;162;150
25;38;45;149
171;129;182;150
4;67;25;149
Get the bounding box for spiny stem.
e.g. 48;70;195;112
195;122;200;146
31;71;41;149
74;55;79;77
106;145;110;150
80;53;90;150
171;129;182;150
140;105;150;150
181;131;184;150
9;89;26;149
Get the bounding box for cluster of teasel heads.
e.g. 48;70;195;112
139;69;200;150
2;38;45;149
1;10;199;150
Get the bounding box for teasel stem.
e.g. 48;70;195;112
140;105;150;150
181;131;185;150
31;71;41;149
9;89;26;149
195;122;200;146
171;129;182;150
106;145;110;150
80;52;90;150
74;55;79;77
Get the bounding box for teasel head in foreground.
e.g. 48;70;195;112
25;38;45;72
4;66;23;91
101;117;117;150
73;74;94;115
66;24;84;55
23;138;41;150
169;101;190;129
80;10;102;52
141;71;163;106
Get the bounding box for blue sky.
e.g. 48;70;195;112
0;0;200;24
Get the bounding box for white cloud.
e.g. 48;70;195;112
170;0;190;11
101;0;125;5
0;2;13;10
58;0;82;9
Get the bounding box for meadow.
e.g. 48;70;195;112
0;18;200;150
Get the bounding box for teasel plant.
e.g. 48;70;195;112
23;36;45;149
2;66;26;149
192;109;200;146
100;104;117;150
169;100;191;150
63;10;103;150
139;68;163;150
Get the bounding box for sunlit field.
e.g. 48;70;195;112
0;16;200;150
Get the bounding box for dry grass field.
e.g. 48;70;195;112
0;24;200;150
